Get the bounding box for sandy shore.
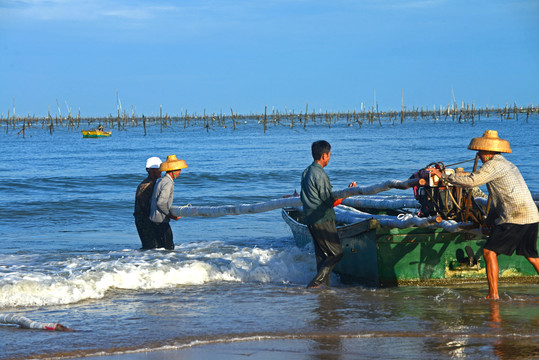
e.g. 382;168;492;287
81;338;358;360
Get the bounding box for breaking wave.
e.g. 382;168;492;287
0;241;314;308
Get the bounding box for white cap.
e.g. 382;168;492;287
145;157;162;169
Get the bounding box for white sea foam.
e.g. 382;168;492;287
0;242;314;307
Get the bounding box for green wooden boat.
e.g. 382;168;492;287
282;207;539;287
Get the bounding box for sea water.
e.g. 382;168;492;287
0;117;538;359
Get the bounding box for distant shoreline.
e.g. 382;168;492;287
2;103;538;136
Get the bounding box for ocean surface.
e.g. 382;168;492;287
0;116;538;359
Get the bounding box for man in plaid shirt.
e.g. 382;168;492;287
435;130;539;300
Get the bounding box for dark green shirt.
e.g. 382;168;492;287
300;162;336;225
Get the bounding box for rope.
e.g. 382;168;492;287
177;203;192;217
445;158;476;167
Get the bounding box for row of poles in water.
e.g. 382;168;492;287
2;102;538;137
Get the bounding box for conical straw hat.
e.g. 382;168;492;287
468;130;511;153
160;154;188;172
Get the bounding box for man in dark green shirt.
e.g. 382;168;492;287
301;140;343;288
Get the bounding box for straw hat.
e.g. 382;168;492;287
467;130;512;153
159;154;188;172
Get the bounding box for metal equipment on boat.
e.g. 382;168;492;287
411;162;487;225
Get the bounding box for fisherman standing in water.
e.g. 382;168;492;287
150;155;187;250
301;140;344;288
134;157;162;249
432;130;539;300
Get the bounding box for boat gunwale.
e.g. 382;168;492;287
282;207;377;242
281;207;474;243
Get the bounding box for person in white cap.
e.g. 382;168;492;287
433;130;539;300
134;157;163;249
150;155;188;250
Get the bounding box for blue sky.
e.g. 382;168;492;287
1;0;538;117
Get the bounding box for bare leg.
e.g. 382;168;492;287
483;248;499;300
525;257;539;274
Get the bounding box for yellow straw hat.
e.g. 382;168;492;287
467;130;512;153
159;154;188;172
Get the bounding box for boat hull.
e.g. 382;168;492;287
282;208;539;287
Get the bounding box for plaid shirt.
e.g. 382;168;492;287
443;154;539;225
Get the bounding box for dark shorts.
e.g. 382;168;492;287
154;222;175;250
485;222;538;258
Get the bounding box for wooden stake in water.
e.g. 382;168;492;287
264;105;267;133
143;114;147;136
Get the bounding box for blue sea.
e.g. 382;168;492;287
1;115;538;359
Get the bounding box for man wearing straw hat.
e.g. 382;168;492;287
150;155;188;250
434;130;539;300
134;156;163;249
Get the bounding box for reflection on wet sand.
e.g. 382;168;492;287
489;301;539;359
309;291;345;360
489;300;502;329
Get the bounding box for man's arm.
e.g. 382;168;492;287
442;162;498;187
